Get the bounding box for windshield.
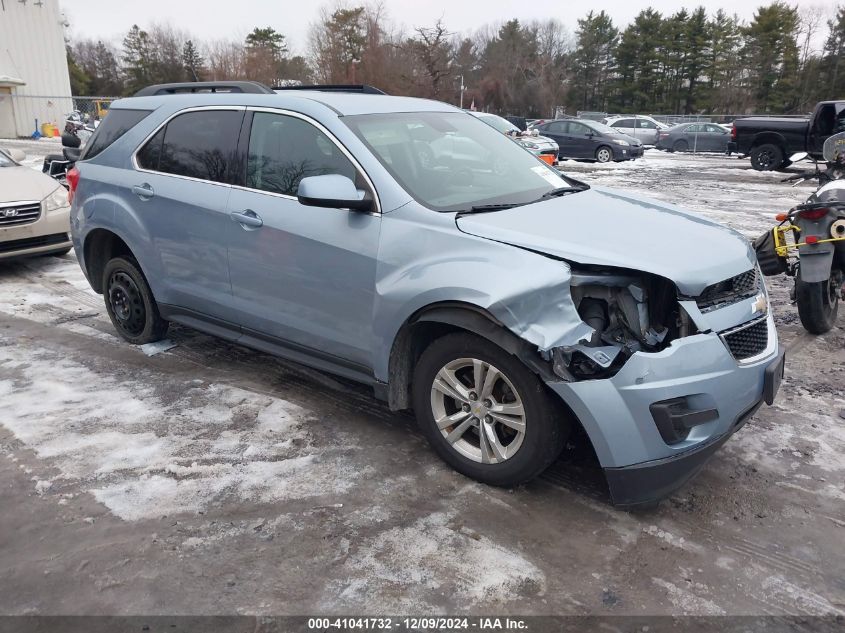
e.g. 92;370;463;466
583;120;620;135
0;151;14;167
475;113;519;135
343;111;574;212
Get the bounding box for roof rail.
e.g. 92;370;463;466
133;81;274;97
273;84;387;95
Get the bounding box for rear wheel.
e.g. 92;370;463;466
102;256;168;344
412;332;568;486
750;143;784;171
796;272;840;334
673;140;689;152
595;146;613;163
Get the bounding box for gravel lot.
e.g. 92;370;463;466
1;146;843;617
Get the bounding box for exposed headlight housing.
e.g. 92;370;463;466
521;141;539;150
43;187;68;213
612;139;630;146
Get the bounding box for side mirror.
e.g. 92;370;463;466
789;152;808;162
297;174;373;212
5;148;26;162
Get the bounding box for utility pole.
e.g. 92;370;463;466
458;74;466;109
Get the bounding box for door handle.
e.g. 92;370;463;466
132;183;155;199
230;209;263;228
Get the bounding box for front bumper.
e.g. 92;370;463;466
615;145;643;160
545;316;783;506
0;203;71;260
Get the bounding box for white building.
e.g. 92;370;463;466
0;0;73;138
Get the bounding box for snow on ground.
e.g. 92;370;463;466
0;330;372;522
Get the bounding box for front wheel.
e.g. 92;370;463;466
102;256;169;344
796;273;840;334
412;332;568;486
595;146;613;163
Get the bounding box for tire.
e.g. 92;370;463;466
412;332;569;487
102;256;168;344
796;274;840;335
672;140;689;152
595;146;613;163
750;143;784;171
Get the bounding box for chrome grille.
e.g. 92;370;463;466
721;316;769;361
0;201;41;228
696;268;760;312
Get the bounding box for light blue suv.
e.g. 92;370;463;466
69;82;785;507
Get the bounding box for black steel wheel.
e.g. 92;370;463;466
103;256;168;344
750;143;784;171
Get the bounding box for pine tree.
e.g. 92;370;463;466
569;11;618;112
122;25;156;94
182;40;205;81
743;2;801;113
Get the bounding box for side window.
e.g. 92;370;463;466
546;121;568;133
615;119;634;128
82;109;151;160
246;111;358;197
138;110;243;184
639;120;657;129
136;127;164;170
570;123;589;135
704;124;722;133
686;124;702;133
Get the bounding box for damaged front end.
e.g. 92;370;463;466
546;267;694;382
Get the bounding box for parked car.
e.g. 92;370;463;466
603;115;668;146
69;81;784;507
0;147;72;260
533;119;643;162
730;100;845;171
656;122;731;153
470;112;559;164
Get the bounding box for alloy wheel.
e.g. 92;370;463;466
596;148;612;163
429;358;527;464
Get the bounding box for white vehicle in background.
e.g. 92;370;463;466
470;112;559;165
603;115;668;146
0;147;72;260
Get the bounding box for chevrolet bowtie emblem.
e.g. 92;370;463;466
752;293;768;315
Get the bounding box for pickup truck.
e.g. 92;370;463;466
729;100;845;171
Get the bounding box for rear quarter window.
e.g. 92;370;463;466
81;109;151;160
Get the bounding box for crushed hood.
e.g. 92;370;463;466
456;186;754;296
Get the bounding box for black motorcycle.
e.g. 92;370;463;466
41;116;88;186
755;132;845;334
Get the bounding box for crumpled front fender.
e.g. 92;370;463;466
372;204;593;382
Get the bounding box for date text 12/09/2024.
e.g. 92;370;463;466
307;617;527;630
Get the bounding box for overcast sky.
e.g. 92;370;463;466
62;0;832;53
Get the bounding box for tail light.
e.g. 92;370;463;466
66;167;80;204
730;123;736;141
798;208;830;221
658;132;669;139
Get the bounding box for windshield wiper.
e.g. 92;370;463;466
536;184;590;200
456;203;522;217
